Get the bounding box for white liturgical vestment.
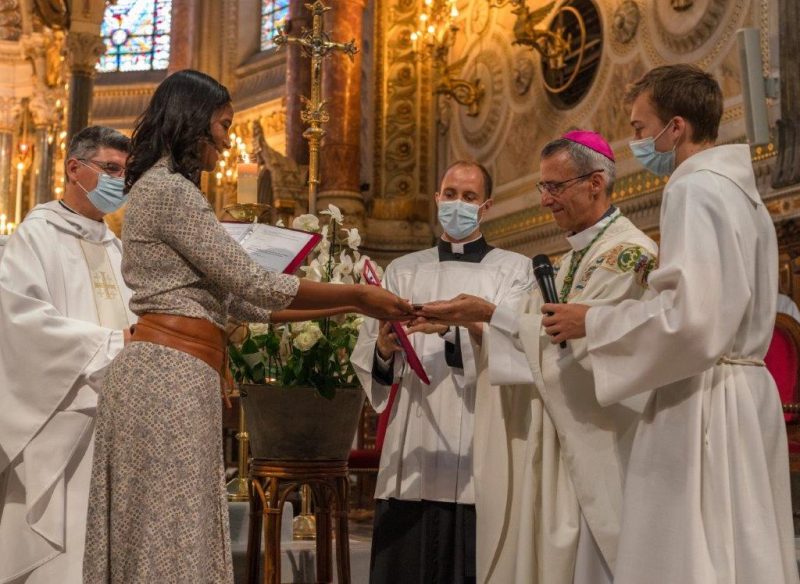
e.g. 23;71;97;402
475;210;657;584
0;201;134;584
586;145;799;584
351;242;534;504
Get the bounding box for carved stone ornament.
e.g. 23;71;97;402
513;54;535;95
654;0;728;54
0;96;21;132
671;0;695;11
612;0;640;45
66;31;106;76
0;0;22;42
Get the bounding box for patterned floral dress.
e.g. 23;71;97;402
83;158;299;583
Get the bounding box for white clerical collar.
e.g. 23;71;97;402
565;207;620;252
440;232;483;255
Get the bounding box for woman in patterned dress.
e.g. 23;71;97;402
82;70;411;583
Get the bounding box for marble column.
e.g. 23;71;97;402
168;0;198;73
31;125;55;204
772;0;800;188
0;130;12;218
285;0;312;166
65;31;105;142
0;97;19;219
318;0;365;221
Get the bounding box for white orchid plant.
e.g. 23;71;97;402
228;204;381;399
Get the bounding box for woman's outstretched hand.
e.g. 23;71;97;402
358;286;414;321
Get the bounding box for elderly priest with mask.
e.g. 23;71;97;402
420;131;657;584
0;126;135;584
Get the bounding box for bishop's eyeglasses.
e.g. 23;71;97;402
536;170;601;196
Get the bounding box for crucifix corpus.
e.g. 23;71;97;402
274;0;358;215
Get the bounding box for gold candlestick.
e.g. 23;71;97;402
273;0;357;215
226;399;250;502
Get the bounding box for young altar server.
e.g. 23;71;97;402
0;126;135;584
419;131;657;584
541;65;799;584
351;160;534;583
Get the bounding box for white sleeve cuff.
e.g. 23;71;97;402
83;329;124;391
440;326;458;344
489;302;520;338
375;350;394;371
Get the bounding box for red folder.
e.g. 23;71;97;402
362;260;431;385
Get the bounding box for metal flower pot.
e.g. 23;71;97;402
240;384;365;461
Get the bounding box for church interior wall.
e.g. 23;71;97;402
429;0;784;258
1;0;799;284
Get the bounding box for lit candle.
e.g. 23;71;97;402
237;163;259;205
14;162;24;224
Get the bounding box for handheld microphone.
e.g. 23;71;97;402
532;254;566;349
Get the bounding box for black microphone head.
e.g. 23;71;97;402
532;254;554;277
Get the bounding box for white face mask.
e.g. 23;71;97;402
628;120;677;176
76;160;127;214
437;199;487;240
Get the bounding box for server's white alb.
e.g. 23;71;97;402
586;145;799;584
351;246;533;503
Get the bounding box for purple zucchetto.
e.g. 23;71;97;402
562;130;615;162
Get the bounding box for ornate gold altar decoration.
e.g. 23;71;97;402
410;0;484;117
273;0;358;216
489;0;587;95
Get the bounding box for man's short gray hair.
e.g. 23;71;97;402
66;126;130;171
540;138;616;196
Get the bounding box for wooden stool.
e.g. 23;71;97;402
246;459;351;584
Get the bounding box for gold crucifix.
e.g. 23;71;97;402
273;0;358;215
92;271;119;300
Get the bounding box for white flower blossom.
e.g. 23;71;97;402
248;323;270;336
279;326;292;360
317;225;331;255
292;323;323;351
299;258;324;282
289;321;312;336
353;254;370;278
342;227;361;250
275;219;285;227
320;204;344;224
292;214;320;232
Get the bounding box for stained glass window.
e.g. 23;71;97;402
97;0;172;73
261;0;290;51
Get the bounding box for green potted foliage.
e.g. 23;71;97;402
228;205;380;460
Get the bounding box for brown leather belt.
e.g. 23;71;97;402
130;313;233;406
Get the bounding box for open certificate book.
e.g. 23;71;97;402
222;222;322;275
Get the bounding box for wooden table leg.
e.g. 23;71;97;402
263;478;282;584
246;478;264;584
314;484;334;583
335;476;351;584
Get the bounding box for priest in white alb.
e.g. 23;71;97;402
542;66;799;584
419;131;657;584
0;126;135;584
352;161;534;582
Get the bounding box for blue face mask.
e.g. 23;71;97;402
437;199;486;241
77;161;127;214
629;120;677;176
